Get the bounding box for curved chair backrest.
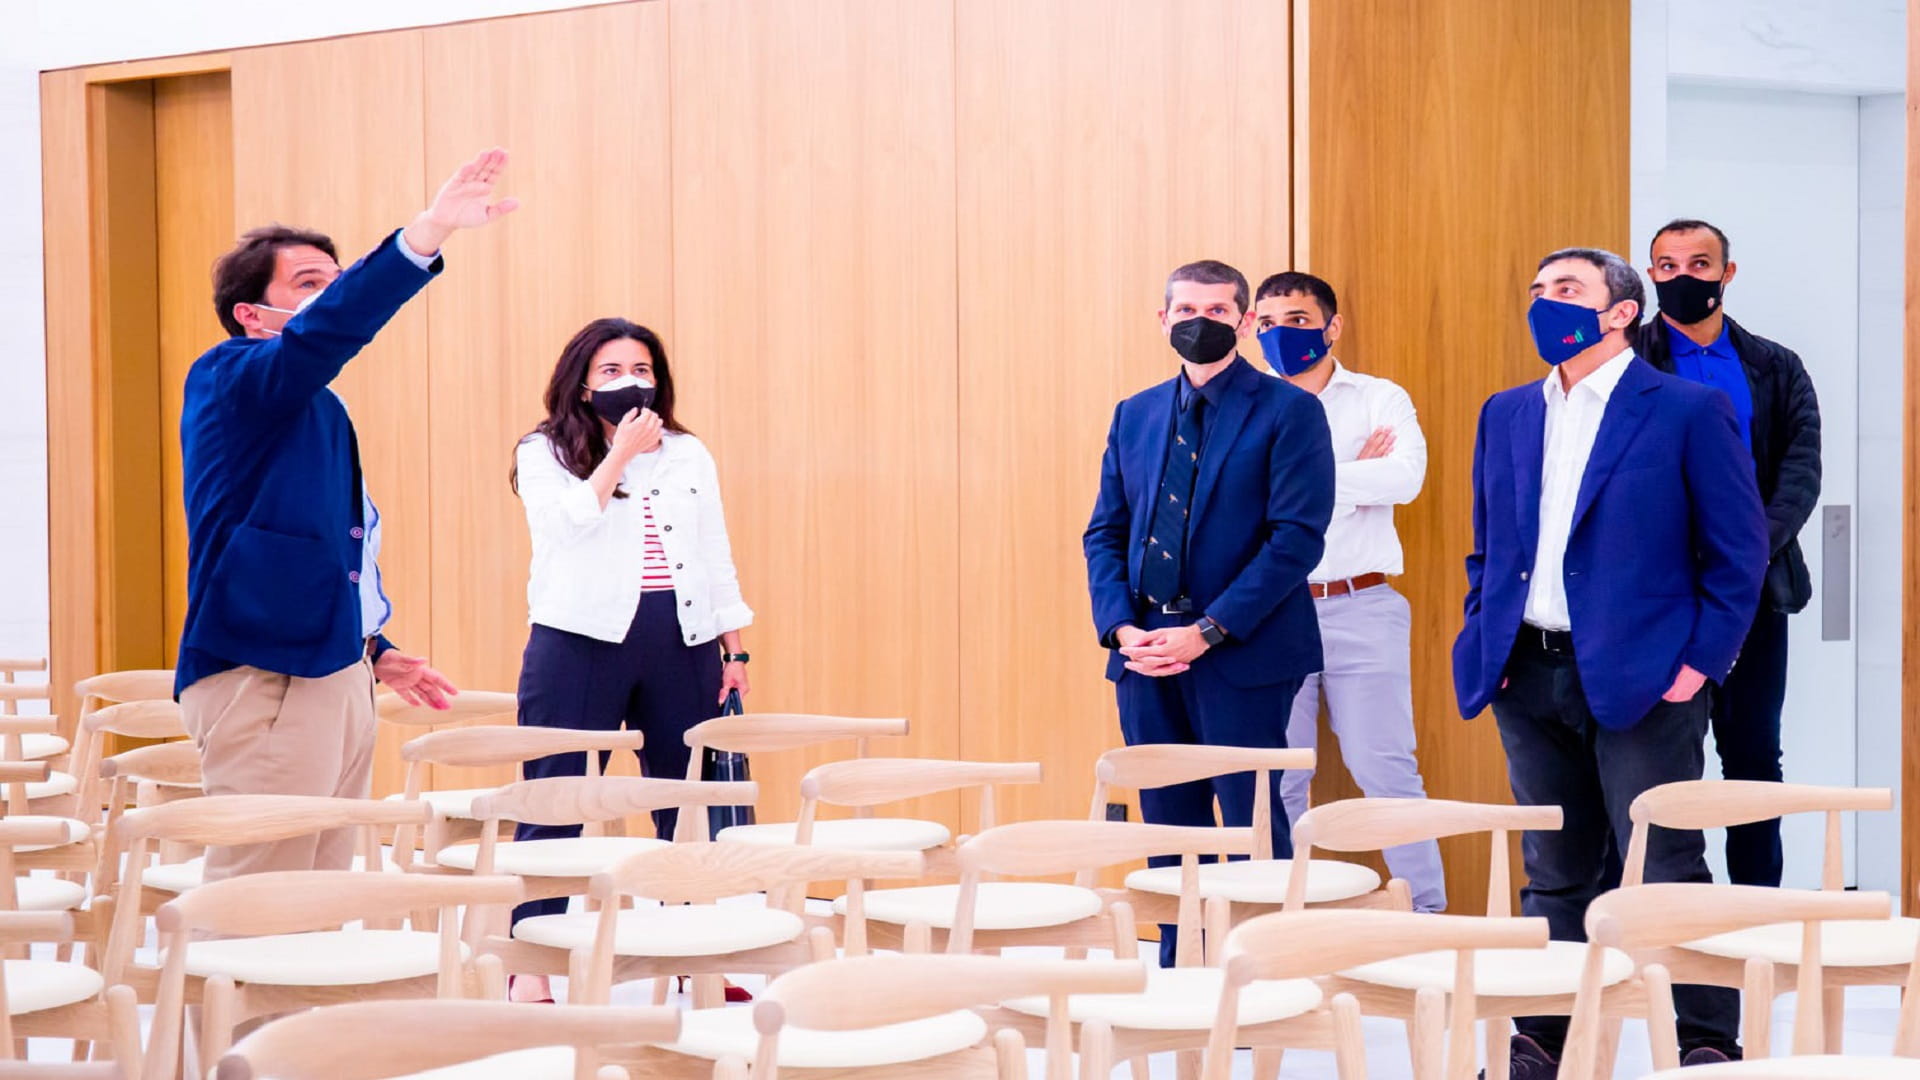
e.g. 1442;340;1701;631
216;999;677;1080
682;713;908;758
470;776;756;836
376;689;518;729
798;757;1040;839
961;819;1253;879
590;841;922;906
1292;798;1562;915
1624;780;1893;890
1090;744;1314;861
401;725;642;768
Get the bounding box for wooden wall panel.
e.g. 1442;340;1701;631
153;73;235;668
41;68;95;727
231;32;429;797
1299;0;1630;914
420;3;675;792
668;0;962;825
953;0;1293;826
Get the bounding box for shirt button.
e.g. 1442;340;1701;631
685;600;693;608
350;527;364;539
348;570;361;583
652;489;660;496
1520;571;1530;581
690;488;698;494
664;525;672;532
675;563;684;570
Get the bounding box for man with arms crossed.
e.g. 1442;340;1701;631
1254;270;1446;914
1454;247;1766;1072
1085;259;1334;965
178;148;518;881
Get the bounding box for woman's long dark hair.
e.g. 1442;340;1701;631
510;318;691;497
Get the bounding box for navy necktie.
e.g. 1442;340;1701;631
1140;393;1205;608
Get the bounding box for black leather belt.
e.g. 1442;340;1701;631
1152;597;1193;615
1521;625;1575;656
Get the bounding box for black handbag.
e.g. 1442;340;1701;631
701;688;756;836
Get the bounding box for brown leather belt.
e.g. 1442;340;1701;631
1308;572;1389;599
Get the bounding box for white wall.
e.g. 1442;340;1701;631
0;0;618;674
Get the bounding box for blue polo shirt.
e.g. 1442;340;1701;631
1665;321;1754;461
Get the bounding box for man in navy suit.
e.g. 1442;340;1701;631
1085;260;1335;964
1454;247;1767;1072
177;148;518;882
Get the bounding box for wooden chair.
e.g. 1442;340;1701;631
441;775;758;950
1623;780;1910;1055
0;720;82;819
0;660;62;763
658;954;1144;1080
64;703;186;827
214;998;679;1080
1292;798;1563;1080
99;795;436;991
719;757;1041;875
681;714;909;788
1088;745;1392;924
856;819;1253;958
0;911;140;1067
94;743;201;845
65;673;176;821
1191;908;1549;1080
0;1064;126;1080
492;842;925;1011
1559;883;1893;1080
143;869;525;1080
389;725;648;868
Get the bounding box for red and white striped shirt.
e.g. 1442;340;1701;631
639;496;674;592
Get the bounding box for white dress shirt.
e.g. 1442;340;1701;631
1299;360;1427;582
516;431;753;645
1524;346;1636;630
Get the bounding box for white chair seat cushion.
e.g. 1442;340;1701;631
23;772;77;801
662;1004;988;1067
7;817;89;853
12;876;86;911
140;858;205;894
182;929;460;986
1682;917;1920;968
17;734;68;761
1001;963;1322;1030
388;1047;577;1080
434;836;669;877
384;788;494;820
1342;941;1632;997
513;905;805;957
1124;858;1382;905
5;960;103;1014
1645;1057;1920;1079
839;882;1104;931
718;818;952;852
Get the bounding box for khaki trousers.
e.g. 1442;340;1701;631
179;658;377;883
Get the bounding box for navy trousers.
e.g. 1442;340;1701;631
1713;607;1789;888
1492;635;1740;1059
510;591;722;926
1114;612;1302;967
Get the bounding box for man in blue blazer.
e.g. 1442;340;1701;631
1454;247;1767;1072
1085;260;1335;964
177;148;518;882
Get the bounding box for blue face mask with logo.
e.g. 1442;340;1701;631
1256;324;1329;377
1527;296;1606;366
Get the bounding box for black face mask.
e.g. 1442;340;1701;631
1654;273;1724;326
589;377;656;425
1168;316;1239;366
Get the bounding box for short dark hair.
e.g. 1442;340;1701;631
1536;246;1645;317
212;225;338;337
1164;260;1249;316
1650;217;1731;263
1254;271;1339;320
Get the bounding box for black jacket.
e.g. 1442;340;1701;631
1633;315;1821;614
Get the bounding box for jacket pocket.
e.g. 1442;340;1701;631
206;525;345;649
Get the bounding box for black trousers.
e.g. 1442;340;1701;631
1491;634;1740;1058
1116;610;1301;967
1714;607;1789;888
510;591;723;926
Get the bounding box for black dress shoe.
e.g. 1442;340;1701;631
1682;1047;1736;1066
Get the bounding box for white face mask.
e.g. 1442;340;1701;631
254;288;325;337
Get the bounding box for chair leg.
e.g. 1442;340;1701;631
1127;1056;1150;1080
1742;958;1775;1061
199;976;237;1074
1410;988;1445;1080
1644;965;1680;1072
106;984;142;1074
995;1028;1028;1079
1078;1020;1112;1080
1823;985;1846;1054
1483;1015;1512;1080
712;1055;749;1080
1331;993;1366;1080
1250;1048;1284;1080
1596;1017;1625;1079
1175;1048;1199;1080
651;977;670;1006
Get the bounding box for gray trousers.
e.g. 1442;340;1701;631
1281;584;1448;911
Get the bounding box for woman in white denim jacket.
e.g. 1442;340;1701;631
505;317;753;1002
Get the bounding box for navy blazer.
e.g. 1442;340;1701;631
176;232;441;697
1084;358;1335;687
1452;355;1768;730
